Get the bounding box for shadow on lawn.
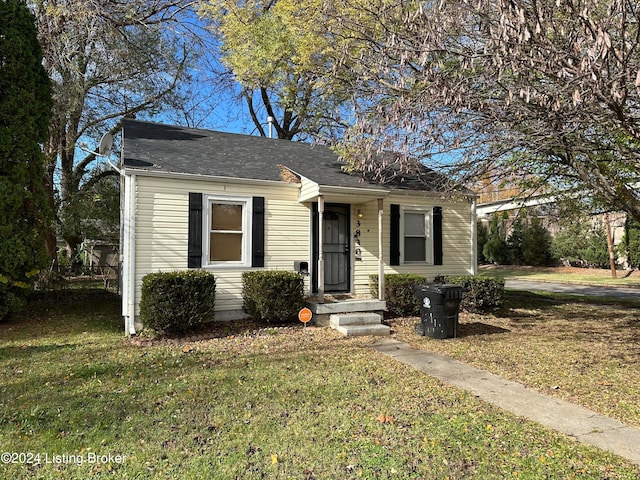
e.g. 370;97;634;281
457;322;510;337
0;289;122;342
0;343;77;361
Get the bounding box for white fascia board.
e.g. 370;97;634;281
120;167;300;189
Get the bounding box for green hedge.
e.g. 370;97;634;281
369;273;427;318
434;275;504;313
242;271;305;323
139;270;216;334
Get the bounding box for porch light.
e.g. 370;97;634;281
356;208;364;219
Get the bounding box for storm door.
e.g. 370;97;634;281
312;203;350;293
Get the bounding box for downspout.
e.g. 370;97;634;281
121;168;137;335
378;198;385;301
126;174;137;335
121;173;129;333
119;126;137;336
471;197;478;275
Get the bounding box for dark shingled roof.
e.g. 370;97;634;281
121;119;457;192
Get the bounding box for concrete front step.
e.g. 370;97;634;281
330;312;382;327
307;299;386;327
333;324;391;337
307;299;386;316
330;312;390;336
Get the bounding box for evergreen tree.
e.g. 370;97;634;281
551;220;591;266
0;0;52;320
476;220;489;264
507;216;526;265
521;217;553;266
581;227;610;269
621;218;640;269
552;217;612;268
482;214;509;265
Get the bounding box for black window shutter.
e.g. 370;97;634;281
252;196;265;267
390;204;400;266
188;193;203;268
433;206;443;265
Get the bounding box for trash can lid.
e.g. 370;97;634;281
414;283;462;293
414;283;462;299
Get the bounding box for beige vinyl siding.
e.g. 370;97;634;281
133;175;309;316
351;194;473;297
351;200;384;295
298;176;320;202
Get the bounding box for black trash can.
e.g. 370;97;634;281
413;284;463;339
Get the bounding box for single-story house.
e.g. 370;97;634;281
120;119;477;334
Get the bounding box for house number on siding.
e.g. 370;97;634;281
354;220;362;261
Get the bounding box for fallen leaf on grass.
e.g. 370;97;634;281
162;439;176;449
376;414;394;424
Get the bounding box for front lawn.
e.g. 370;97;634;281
0;290;638;479
393;291;640;429
479;265;640;287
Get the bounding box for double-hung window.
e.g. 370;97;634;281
204;195;251;267
402;208;434;264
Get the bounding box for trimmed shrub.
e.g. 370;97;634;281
242;271;305;323
139;270;216;334
369;273;427;318
434;275;504;313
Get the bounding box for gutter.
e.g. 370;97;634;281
122;167;301;189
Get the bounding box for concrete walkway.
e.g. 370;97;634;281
371;338;640;466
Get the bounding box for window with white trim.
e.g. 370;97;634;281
204;195;251;267
402;208;434;264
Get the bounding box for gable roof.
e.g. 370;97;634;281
121;119;461;194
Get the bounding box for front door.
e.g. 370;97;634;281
312;203;350;293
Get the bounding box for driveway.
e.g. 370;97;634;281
505;279;640;300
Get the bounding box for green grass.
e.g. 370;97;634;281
479;265;640;287
0;290;639;478
393;291;640;429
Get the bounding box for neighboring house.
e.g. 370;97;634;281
120;119;477;334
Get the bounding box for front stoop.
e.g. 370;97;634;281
329;312;390;337
306;299;386;327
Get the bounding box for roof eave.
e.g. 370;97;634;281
122;165;300;188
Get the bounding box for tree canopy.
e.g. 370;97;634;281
30;0;202;255
327;0;640;221
198;0;355;140
18;0;640;258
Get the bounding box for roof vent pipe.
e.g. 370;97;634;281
267;116;274;139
